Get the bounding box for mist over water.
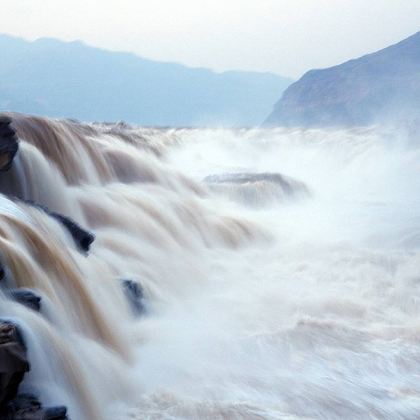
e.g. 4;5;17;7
1;117;420;419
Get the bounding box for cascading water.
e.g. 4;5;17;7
0;114;419;419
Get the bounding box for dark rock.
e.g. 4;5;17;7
20;201;95;253
3;393;41;419
4;393;39;419
9;289;41;312
0;321;29;409
0;116;19;172
121;280;145;316
48;212;94;252
0;264;6;282
44;405;68;419
3;393;68;419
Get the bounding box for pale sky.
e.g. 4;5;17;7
2;0;420;78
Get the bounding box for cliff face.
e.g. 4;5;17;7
265;32;420;127
0;35;292;127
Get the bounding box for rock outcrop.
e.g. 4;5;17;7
203;172;309;206
265;31;420;127
204;173;308;193
0;116;19;171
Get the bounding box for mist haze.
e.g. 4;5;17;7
3;0;420;78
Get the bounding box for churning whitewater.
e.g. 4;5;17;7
0;114;420;419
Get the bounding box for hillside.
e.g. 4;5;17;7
0;35;291;127
265;31;420;127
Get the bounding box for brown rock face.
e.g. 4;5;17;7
0;321;29;409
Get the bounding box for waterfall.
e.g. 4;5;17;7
1;115;419;419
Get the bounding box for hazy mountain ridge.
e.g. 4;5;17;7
0;35;292;127
265;31;420;127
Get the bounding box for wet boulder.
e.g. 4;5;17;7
3;393;68;419
0;116;19;172
10;289;42;312
0;321;29;409
121;279;146;316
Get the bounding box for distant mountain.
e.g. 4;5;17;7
265;32;420;127
0;35;291;127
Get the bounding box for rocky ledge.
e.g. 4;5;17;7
0;320;69;419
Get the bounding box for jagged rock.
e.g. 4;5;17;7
0;116;19;172
0;321;29;409
3;393;68;419
121;280;145;316
9;289;41;312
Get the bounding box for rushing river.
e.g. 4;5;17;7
0;115;419;419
